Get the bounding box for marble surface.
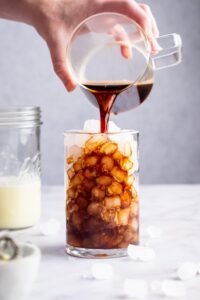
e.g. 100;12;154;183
12;185;200;300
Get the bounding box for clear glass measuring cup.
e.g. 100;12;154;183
67;12;182;113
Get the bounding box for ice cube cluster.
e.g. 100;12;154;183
80;249;200;299
66;120;139;249
151;280;186;298
124;278;186;298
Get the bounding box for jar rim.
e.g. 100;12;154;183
0;106;42;127
0;106;40;113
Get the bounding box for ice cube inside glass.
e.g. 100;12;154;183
64;130;139;258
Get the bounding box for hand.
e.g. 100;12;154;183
0;0;159;91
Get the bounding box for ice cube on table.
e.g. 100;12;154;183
124;279;148;298
83;119;120;133
162;280;186;298
177;262;198;281
150;280;163;295
146;225;162;239
39;218;61;236
82;271;93;280
127;244;156;262
91;263;113;280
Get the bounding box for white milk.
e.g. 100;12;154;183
0;177;41;229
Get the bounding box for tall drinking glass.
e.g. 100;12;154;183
65;130;139;258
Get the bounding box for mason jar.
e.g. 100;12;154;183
0;107;42;230
64;130;139;258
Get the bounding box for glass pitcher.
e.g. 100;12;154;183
67;12;182;113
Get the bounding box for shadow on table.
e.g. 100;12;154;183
39;243;68;259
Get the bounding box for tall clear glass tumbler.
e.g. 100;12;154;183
0;107;42;230
65;130;139;258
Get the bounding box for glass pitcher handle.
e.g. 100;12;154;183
151;33;182;70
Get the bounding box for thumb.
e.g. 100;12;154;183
47;33;77;92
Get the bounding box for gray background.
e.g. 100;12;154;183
0;0;199;184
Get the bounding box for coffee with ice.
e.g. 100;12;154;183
65;13;182;257
65;128;139;257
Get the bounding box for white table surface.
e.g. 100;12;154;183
13;185;200;300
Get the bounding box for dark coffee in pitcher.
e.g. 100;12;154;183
81;80;153;133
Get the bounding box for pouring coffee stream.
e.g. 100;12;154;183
81;80;153;133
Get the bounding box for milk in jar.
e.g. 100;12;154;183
0;176;41;229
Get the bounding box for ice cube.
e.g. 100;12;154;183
127;244;156;262
177;262;198;280
82;271;93;280
64;132;90;149
83;119;101;133
108;121;121;132
83;119;120;133
91;263;113;280
146;225;162;239
124;279;148;298
127;244;138;260
39;218;61;236
150;280;163;295
68;145;83;160
161;280;186;298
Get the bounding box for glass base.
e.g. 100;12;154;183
66;244;128;258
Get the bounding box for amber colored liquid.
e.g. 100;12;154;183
82;81;153;133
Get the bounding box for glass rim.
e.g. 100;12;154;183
64;129;139;135
68;11;147;45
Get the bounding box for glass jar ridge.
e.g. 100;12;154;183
0;106;42;127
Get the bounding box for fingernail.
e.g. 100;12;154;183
122;45;132;59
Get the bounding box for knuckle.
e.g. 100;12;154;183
123;0;131;10
140;16;149;29
140;3;151;13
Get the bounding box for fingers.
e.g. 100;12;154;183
139;3;160;54
102;0;148;30
109;24;132;59
139;3;159;38
102;0;160;54
47;32;77;92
